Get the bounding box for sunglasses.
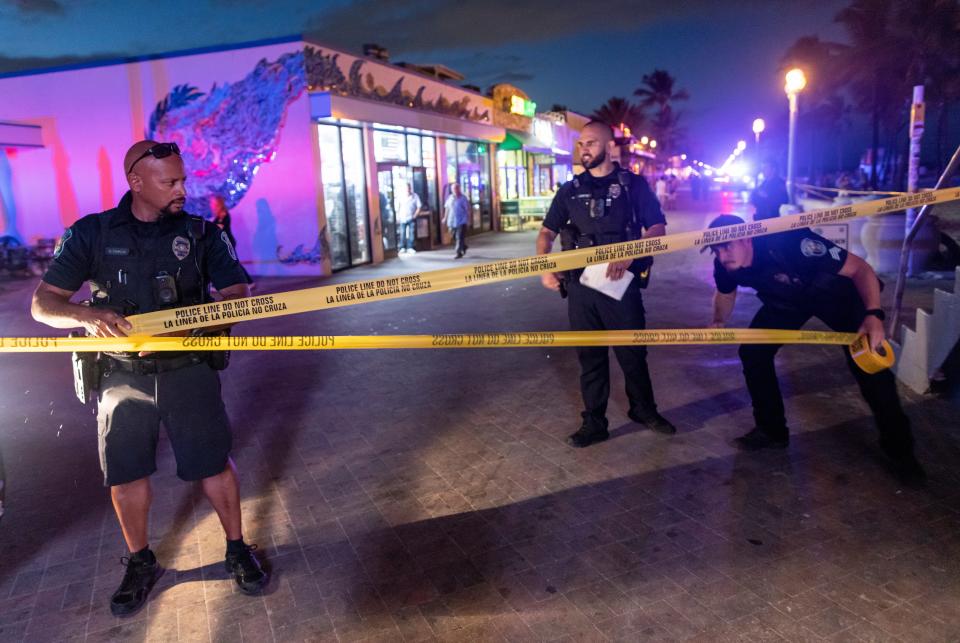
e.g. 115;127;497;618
127;142;181;174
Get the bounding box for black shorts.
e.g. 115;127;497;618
97;361;232;486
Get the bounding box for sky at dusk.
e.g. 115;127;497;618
0;0;852;163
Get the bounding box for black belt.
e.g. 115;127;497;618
105;353;204;375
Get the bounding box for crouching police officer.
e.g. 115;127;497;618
31;140;267;616
704;214;925;483
537;120;676;448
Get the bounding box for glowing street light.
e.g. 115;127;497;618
784;68;806;203
736;140;747;152
640;135;649;145
649;139;657;149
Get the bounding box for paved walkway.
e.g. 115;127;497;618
0;198;958;642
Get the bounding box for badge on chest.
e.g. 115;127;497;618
172;236;191;261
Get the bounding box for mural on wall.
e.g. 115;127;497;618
148;50;307;218
304;47;491;124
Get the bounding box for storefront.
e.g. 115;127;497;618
0;37;508;275
494;106;585;230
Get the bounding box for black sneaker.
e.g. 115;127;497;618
225;544;268;595
110;551;164;616
628;409;677;435
733;427;789;451
567;424;610;448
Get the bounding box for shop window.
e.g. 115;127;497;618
318;123;370;270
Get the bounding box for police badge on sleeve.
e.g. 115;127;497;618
221;231;238;261
172;236;191;260
53;227;72;258
800;238;827;257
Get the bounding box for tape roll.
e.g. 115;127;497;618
121;187;960;336
848;335;896;373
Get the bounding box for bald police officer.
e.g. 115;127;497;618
31;141;267;616
538;121;676;448
704;214;924;483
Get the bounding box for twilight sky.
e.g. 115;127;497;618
0;0;850;163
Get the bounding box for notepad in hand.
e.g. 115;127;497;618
579;263;634;301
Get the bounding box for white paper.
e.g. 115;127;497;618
579;263;634;301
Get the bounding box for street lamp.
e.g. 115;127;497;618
752;118;765;184
784;68;806;204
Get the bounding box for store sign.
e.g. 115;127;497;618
374;130;406;163
533;119;554;148
510;95;537;118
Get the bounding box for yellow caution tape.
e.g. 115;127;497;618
121;187;960;336
847;335;897;374
0;330;896;372
0;329;857;351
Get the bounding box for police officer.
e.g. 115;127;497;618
31;140;267;616
704;214;925;482
537;121;676;448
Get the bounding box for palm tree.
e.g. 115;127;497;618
590;97;645;134
834;0;910;189
634;70;689;156
890;0;960;175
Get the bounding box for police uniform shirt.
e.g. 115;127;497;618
543;164;665;275
713;229;851;311
43;191;247;312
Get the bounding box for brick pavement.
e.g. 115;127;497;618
0;203;958;642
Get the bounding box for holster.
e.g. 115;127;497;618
69;331;102;404
198;328;231;370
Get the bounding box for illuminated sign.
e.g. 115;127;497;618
533;118;554;147
509;95;537;118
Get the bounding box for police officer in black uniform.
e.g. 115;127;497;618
538;121;676;448
31;140;267;616
704;214;925;482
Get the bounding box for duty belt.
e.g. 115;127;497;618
104;353;204;375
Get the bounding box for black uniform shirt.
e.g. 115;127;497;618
44;192;247;306
713;229;852;311
543;164;665;234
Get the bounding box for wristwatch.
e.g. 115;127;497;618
864;308;885;321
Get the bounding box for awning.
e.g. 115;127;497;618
311;92;506;143
499;130;572;156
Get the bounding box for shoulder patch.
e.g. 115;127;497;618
800;238;827;257
53;227;72;258
220;230;238;261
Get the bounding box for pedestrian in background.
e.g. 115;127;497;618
749;158;789;220
444;183;470;258
397;183;421;255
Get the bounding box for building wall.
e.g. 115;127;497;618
0;40;322;276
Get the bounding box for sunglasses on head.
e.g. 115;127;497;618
127;142;181;174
